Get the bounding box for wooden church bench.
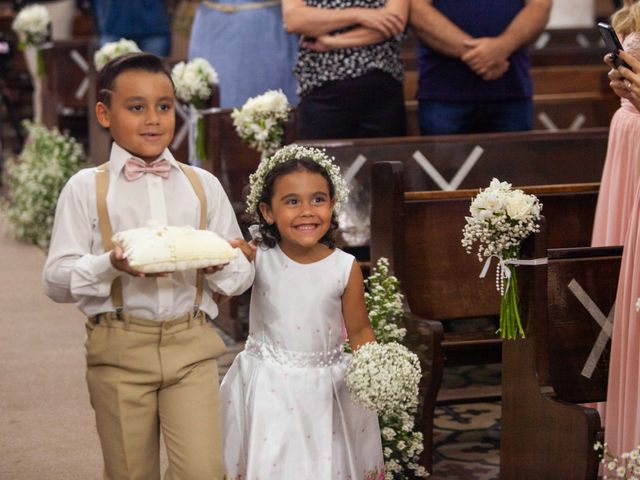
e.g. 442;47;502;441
369;161;599;395
501;230;621;480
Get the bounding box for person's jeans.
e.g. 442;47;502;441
418;98;533;135
100;33;171;57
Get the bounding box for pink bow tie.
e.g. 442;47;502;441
123;158;171;181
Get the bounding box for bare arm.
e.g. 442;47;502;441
342;261;376;350
283;0;405;38
409;0;472;58
462;0;551;76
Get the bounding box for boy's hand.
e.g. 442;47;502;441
110;245;170;277
230;238;257;262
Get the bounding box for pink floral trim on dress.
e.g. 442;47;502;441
364;464;386;480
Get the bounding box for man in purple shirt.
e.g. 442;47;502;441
410;0;551;135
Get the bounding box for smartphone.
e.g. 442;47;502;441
597;22;632;69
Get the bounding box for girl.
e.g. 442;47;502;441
220;145;384;479
592;0;640;246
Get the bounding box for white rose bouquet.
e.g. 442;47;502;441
94;38;141;72
232;89;290;157
346;258;429;479
171;58;219;165
12;4;51;76
3;121;85;248
595;441;640;479
462;178;542;339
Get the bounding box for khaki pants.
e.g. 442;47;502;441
85;312;227;480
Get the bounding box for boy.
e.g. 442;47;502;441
42;53;254;479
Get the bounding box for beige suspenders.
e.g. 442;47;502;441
94;162;208;318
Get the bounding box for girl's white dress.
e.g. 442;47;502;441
220;245;384;480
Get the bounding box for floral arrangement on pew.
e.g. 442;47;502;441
3;121;85;248
231;89;290;158
462;179;543;339
346;258;430;479
93;38;141;72
595;441;640;479
171;58;219;166
12;3;51;76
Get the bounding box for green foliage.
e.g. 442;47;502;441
3;122;85;248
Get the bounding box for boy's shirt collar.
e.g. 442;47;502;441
108;142;181;178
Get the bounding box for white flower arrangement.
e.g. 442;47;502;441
232;89;290;156
346;342;420;413
595;441;640;479
346;258;429;479
462;178;542;339
93;38;141;72
12;4;50;48
3;122;85;248
171;58;218;105
246;144;349;221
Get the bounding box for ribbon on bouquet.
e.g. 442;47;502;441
171;103;221;167
479;255;549;294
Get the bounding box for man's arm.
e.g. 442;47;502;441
408;0;472;58
462;0;551;77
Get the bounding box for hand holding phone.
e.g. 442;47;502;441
598;22;633;70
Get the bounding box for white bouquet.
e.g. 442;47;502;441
346;342;420;414
3;122;85;248
171;58;218;105
365;258;407;344
462;178;542;339
94;38;141;72
12;4;50;47
12;4;50;76
595;441;640;479
232;89;290;157
171;58;219;165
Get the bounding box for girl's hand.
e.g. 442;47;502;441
617;50;640;98
357;7;405;37
605;53;632;99
230;238;257;262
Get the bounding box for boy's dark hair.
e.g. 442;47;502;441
97;52;173;106
255;158;339;249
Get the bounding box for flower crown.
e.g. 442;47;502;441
246;144;349;220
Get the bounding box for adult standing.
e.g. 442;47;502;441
91;0;172;56
188;0;299;108
284;0;408;139
410;0;551;135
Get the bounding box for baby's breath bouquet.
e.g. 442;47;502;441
93;39;141;72
232;89;290;158
595;441;640;479
3;122;85;248
171;58;219;166
346;258;429;479
462;178;542;339
12;4;50;76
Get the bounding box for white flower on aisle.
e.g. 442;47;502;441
595;441;640;479
3;122;85;248
345;258;430;479
12;4;50;76
462;178;543;339
93;38;141;72
232;89;290;157
171;58;219;166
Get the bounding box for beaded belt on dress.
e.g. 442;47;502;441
203;0;281;13
245;336;347;368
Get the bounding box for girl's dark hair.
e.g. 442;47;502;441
255;158;339;248
97;52;173;106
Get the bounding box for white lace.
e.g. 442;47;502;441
245;335;348;368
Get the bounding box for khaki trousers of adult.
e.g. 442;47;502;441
85;313;227;480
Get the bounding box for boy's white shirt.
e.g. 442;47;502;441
42;142;254;320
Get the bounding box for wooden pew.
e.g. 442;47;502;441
501;233;621;480
369;161;599;390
